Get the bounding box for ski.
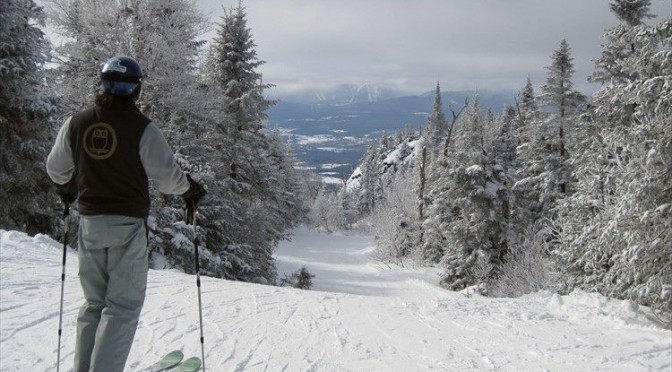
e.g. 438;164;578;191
145;350;184;371
173;357;201;372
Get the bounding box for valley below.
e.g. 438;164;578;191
267;88;515;180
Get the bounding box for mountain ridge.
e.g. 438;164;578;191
271;84;406;105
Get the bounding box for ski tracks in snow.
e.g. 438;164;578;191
2;229;671;371
0;232;82;370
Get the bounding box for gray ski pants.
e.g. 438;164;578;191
74;215;148;372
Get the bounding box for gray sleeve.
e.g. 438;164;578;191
46;117;75;185
139;122;190;195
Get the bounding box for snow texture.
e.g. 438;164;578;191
382;139;421;167
1;228;670;371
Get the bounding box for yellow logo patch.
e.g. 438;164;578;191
83;122;117;160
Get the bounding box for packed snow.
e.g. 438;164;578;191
1;228;670;371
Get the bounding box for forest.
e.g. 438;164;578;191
307;1;671;317
1;0;670;320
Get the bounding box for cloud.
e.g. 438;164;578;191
189;0;672;95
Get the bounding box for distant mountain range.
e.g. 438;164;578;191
266;87;517;180
271;84;404;106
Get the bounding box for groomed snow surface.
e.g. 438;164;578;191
1;228;670;371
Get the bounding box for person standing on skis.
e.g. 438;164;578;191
46;56;205;372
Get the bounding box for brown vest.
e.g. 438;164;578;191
69;102;151;217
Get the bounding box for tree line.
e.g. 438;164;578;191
309;0;670;317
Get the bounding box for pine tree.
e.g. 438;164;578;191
491;106;519;171
559;3;671;313
0;0;58;234
207;3;274;134
435;99;512;289
200;3;304;283
539;40;586;168
351;145;379;217
415;83;448;225
590;0;656;125
515;40;585;230
425;82;447;160
609;0;654;26
515;77;537;144
349;134;404;220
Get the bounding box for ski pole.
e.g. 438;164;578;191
188;201;206;371
56;202;70;372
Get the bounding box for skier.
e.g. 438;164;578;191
46;56;206;372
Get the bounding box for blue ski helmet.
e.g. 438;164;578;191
100;56;143;96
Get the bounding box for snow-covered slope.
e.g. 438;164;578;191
1;229;670;371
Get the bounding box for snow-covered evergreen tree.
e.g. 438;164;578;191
198;3;304;283
425;82;447;163
348;133;408;221
487;106;519;241
0;0;58;234
436;99;511;290
206;3;273;134
515;40;585;231
416;83;448;224
490;107;519;172
609;0;655;27
539;39;586;119
350;145;380;218
589;0;657;126
515;77;538;144
537;39;585;197
559;2;671;313
417;86;469;264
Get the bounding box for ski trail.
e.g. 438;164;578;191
1;229;671;372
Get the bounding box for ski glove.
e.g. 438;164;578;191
181;174;206;206
54;179;78;204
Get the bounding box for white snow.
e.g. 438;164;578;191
484;180;505;197
465;164;483;175
346;166;362;191
316;147;346;153
295;134;335;146
381;139;421;168
1;228;671;372
321;164;350;170
321;176;343;185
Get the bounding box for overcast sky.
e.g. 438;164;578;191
198;0;670;97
